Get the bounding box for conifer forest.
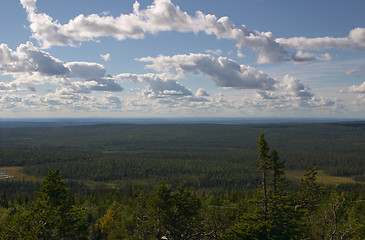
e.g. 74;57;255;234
0;121;364;239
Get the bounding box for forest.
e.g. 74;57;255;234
0;121;364;239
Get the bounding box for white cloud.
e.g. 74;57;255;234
117;54;337;112
20;0;36;13
245;74;337;114
63;81;98;94
291;51;316;63
139;53;276;90
276;27;365;51
104;95;122;106
142;79;193;99
20;0;345;64
114;72;180;82
0;43;123;93
65;62;123;91
64;61;123;92
343;81;365;93
100;53;110;61
348;27;365;47
279;75;314;100
243;91;336;114
66;62;107;79
0;82;18;92
0;42;69;75
195;88;209;97
205;49;222;55
0;39;341;115
114;72;192;99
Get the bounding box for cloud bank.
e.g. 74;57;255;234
139;53;276;90
0;42;123;93
0;41;340;115
20;0;363;64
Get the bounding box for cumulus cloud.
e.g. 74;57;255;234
114;72;193;99
0;43;123;93
65;62;123;91
195;88;209;97
0;40;339;115
0;42;71;87
248;90;336;113
0;82;18;91
246;73;337;114
291;51;315;62
279;75;314;100
66;62;107;79
139;53;276;90
104;95;122;108
0;89;118;113
116;54;335;111
343;81;365;93
0;42;69;75
20;0;349;64
143;79;192;98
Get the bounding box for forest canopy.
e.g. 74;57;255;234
0;129;364;239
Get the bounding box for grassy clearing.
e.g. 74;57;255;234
286;170;361;185
0;166;22;179
0;166;40;182
1;166;362;190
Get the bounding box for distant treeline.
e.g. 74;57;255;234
1;122;365;189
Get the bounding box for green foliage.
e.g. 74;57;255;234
0;170;88;239
228;133;306;240
155;184;202;239
1;123;365;239
297;166;324;213
2;122;365;194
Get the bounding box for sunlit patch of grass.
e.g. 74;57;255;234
0;166;22;179
286;170;361;185
0;166;40;182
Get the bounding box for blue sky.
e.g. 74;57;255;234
1;0;365;118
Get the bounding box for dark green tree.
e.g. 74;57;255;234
1;170;88;239
270;149;285;200
153;184;203;240
257;132;271;217
298;166;323;213
227;133;304;240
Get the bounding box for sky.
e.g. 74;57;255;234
1;0;365;118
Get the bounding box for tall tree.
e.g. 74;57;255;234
270;149;285;199
227;133;304;239
1;170;88;239
298;165;323;214
257;132;271;217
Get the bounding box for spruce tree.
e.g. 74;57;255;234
257;132;271;217
227;133;305;239
1;170;88;239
